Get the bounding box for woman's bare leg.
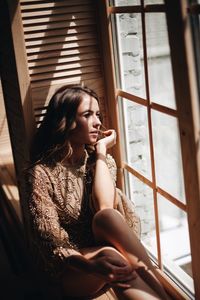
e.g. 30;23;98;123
61;245;135;298
114;276;164;300
92;208;170;300
61;247;108;298
61;266;106;297
61;246;162;299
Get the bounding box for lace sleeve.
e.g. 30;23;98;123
106;154;117;184
27;165;79;262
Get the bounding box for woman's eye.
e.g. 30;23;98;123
96;113;101;120
83;112;101;120
83;113;91;118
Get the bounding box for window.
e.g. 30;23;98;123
99;0;200;298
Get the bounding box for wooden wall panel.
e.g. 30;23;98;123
0;0;34;227
0;82;12;159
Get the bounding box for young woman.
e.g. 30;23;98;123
27;85;170;299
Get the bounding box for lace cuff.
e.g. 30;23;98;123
53;246;80;260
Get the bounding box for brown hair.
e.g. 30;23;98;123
30;85;100;164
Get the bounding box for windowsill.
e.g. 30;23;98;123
144;243;195;300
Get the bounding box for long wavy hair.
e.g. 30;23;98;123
30;85;100;164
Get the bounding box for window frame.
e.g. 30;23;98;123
97;0;200;299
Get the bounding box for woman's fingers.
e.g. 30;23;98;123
90;249;141;286
103;129;116;143
109;269;137;281
96;129;117;150
107;254;143;272
103;257;138;285
108;270;138;288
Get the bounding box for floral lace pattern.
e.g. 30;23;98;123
26;153;140;280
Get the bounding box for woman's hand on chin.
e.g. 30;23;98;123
95;129;116;154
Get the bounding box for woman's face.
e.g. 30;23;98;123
69;93;101;146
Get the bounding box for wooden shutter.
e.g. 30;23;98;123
20;0;108;127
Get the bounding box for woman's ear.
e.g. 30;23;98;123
69;121;76;130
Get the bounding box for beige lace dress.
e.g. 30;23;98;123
26;151;140;282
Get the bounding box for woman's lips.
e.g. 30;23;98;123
89;132;99;139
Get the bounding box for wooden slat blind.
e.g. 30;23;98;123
20;0;100;87
19;0;107;127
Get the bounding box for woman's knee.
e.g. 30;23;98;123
93;208;121;228
96;246;128;262
92;208;125;242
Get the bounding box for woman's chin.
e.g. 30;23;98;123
88;138;98;144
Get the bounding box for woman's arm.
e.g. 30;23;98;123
65;248;137;288
92;130;117;211
27;165;80;261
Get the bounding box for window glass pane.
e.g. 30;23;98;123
129;174;158;259
158;195;194;292
110;0;165;6
152;111;186;202
146;13;176;108
110;0;140;5
145;0;164;4
113;13;146;98
122;99;152;179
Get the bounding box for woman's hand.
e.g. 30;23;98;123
95;129;117;155
89;251;138;288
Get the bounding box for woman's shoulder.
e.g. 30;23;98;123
28;162;47;173
27;162;51;180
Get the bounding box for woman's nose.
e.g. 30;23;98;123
93;115;101;127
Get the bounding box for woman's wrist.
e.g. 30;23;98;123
95;142;107;156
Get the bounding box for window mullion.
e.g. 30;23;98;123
141;0;162;269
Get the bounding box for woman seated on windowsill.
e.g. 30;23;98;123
26;85;171;299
